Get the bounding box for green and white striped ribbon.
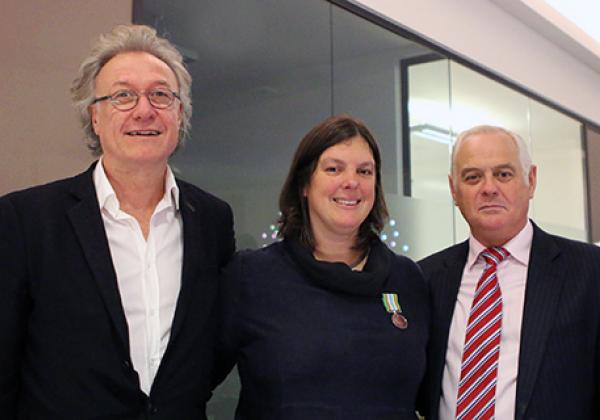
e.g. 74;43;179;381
382;293;402;313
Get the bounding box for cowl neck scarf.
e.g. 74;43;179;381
285;237;392;297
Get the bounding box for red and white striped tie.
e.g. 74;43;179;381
456;247;509;420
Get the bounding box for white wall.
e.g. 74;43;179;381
353;0;600;126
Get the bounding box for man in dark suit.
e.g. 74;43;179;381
0;24;235;419
419;125;600;419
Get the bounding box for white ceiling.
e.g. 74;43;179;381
490;0;600;72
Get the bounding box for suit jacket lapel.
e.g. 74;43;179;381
515;224;563;420
66;165;130;354
429;241;469;418
168;183;214;343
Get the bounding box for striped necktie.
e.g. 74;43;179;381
456;247;510;420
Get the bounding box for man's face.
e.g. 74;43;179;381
90;51;182;170
449;132;537;247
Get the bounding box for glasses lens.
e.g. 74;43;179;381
112;90;137;110
149;90;174;108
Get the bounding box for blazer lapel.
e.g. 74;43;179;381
66;166;130;354
168;184;215;343
515;224;563;420
428;241;469;418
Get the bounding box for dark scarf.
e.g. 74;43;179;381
284;237;393;297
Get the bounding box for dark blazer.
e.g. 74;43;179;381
0;163;235;420
418;222;600;420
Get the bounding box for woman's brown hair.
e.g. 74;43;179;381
278;114;388;251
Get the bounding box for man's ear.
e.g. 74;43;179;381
528;164;537;199
90;106;100;135
177;102;183;127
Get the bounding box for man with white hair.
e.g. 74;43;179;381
0;24;234;419
419;125;600;419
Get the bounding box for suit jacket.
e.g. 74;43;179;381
419;222;600;420
0;163;235;420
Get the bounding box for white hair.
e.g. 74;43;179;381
71;24;192;156
450;125;533;185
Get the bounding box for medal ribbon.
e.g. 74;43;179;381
382;293;402;313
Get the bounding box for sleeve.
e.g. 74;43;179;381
211;252;244;389
0;196;30;417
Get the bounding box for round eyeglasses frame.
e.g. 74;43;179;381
92;88;181;111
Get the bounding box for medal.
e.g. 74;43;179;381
382;293;408;330
392;312;408;329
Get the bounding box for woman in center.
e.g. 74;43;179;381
215;115;429;419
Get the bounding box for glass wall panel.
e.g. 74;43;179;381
449;61;587;242
404;59;456;258
142;0;333;254
448;61;532;242
529;101;587;240
407;60;588;246
408;59;451;201
331;7;449;259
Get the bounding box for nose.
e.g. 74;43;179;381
131;94;156;120
342;172;359;189
481;175;499;196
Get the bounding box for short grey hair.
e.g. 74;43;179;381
71;24;192;156
451;125;533;185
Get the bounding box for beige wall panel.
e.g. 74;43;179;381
1;0;132;195
586;127;600;243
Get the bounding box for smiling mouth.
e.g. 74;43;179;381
333;198;360;206
125;130;161;136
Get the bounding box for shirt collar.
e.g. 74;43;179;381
93;158;180;218
466;219;533;271
158;167;180;212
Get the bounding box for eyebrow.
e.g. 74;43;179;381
460;163;516;176
109;80;172;89
320;157;375;167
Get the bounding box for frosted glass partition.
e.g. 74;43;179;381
529;101;587;240
407;60;587;245
408;60;451;201
163;0;334;252
448;61;532;243
404;59;456;258
331;7;451;260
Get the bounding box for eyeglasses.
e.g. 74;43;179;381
92;88;181;111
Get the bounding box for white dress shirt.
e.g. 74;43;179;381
93;160;183;395
439;221;533;420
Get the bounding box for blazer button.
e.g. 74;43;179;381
123;360;131;369
147;402;158;415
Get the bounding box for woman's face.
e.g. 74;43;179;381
304;136;376;244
